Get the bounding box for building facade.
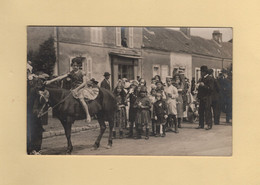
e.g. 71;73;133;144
27;26;143;89
27;27;232;89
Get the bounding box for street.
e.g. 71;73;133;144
41;117;232;156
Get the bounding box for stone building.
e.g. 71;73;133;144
27;27;232;89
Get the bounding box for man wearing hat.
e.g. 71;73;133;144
197;65;214;130
100;72;111;91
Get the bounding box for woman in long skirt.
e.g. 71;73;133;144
173;74;184;128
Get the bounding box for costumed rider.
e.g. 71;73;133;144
45;57;99;122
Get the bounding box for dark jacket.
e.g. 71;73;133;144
153;100;168;123
211;77;221;101
197;74;214;100
100;79;111;91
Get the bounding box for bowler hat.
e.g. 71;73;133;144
103;72;111;76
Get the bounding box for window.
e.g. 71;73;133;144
216;69;221;78
121;27;128;47
118;64;134;80
161;65;169;83
195;67;201;82
153;65;161;77
129;27;134;48
85;57;92;79
116;27;121;46
70;56;92;79
70;57;86;71
212;68;216;78
91;27;102;43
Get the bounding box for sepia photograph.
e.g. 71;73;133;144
27;26;232;156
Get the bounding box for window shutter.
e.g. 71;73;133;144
116;27;121;46
91;28;95;43
129;27;134;48
98;27;102;43
87;57;92;79
161;65;169;83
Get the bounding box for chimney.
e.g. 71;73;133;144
212;30;222;43
180;27;191;38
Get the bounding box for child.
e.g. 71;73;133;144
153;93;168;137
148;88;157;136
155;81;167;100
134;86;151;140
126;81;139;138
45;58;99;122
113;84;127;139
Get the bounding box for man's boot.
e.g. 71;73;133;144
175;122;179;133
162;125;166;137
155;125;160;137
145;128;149;140
134;125;141;139
119;131;123;139
112;131;116;139
127;124;133;138
178;118;182;128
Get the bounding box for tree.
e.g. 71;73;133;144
29;37;56;75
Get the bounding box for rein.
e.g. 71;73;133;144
37;91;72;118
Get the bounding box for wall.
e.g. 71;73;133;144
192;55;223;77
142;49;170;87
170;52;192;80
58;42;111;84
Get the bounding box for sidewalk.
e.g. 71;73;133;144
42;113;231;139
42;115;99;139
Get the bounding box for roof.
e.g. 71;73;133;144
143;27;232;59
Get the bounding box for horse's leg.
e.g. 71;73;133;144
92;115;106;150
107;118;114;149
61;119;73;154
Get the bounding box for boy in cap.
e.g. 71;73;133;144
153;92;168;137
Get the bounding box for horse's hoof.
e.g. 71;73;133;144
66;151;72;155
106;145;112;149
91;143;99;151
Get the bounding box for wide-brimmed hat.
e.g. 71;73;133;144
90;78;99;85
103;72;111;76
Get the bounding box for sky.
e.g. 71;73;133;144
170;28;233;42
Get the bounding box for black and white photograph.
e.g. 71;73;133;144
27;26;232;156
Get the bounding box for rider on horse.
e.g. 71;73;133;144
45;58;99;122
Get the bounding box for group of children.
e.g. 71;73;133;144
112;75;186;140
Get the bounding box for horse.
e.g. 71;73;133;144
42;85;117;154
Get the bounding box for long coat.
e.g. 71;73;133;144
164;85;178;115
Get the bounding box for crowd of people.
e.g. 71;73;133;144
27;58;232;154
101;65;232;140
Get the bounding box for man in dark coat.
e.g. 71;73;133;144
196;65;214;130
100;72;111;90
208;69;221;125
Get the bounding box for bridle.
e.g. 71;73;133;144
37;91;72;118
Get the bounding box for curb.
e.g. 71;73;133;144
43;123;99;139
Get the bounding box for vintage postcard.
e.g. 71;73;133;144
27;26;232;156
